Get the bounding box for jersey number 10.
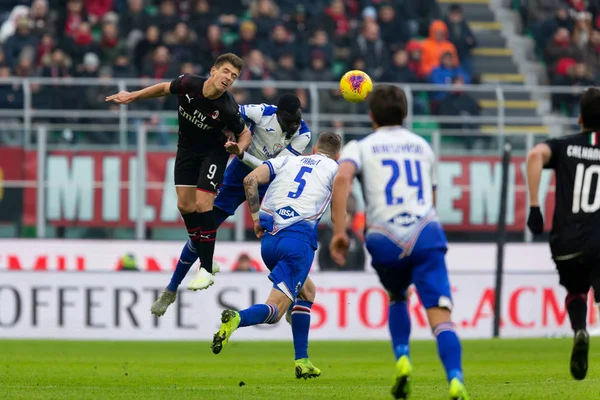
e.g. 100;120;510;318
382;159;424;205
573;163;600;213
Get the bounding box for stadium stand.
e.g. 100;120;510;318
0;0;584;241
516;0;600;120
0;0;480;147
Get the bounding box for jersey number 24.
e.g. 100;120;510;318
382;159;424;205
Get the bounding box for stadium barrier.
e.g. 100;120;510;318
0;268;595;341
0;147;558;240
0;240;558;273
1;241;597;340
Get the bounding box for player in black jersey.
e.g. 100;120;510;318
526;87;600;381
106;53;252;289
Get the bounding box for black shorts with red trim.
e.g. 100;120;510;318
554;252;600;303
174;145;229;194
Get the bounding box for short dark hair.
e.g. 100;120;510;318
367;84;407;127
580;87;600;130
214;53;243;73
316;132;342;157
277;93;301;114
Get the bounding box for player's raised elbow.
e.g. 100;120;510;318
243;174;256;188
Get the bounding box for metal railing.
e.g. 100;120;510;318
0;78;588;147
0;78;588;242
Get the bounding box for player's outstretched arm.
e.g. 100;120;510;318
225;126;252;156
329;161;356;265
526;143;552;207
238;151;263;169
105;82;171;104
526;143;551;234
243;164;271;238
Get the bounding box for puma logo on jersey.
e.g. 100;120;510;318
185;94;194;103
210;181;218;190
266;128;275;132
200;234;210;239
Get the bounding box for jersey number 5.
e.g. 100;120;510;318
573;163;600;213
382;159;424;205
287;166;313;199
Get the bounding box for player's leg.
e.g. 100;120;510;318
168;175;245;293
151;148;199;316
211;286;292;355
556;257;592;380
257;236;320;378
288;277;321;379
411;249;468;400
590;259;600;376
212;235;316;374
371;264;413;399
187;150;230;290
286;278;315;324
366;231;414;399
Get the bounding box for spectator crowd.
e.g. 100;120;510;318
0;0;482;145
525;0;600;116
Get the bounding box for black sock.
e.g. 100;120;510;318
196;210;217;273
566;293;587;332
182;211;204;260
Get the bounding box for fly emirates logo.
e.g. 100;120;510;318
178;106;213;130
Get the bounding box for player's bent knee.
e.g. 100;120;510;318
298;279;316;302
177;201;196;214
195;192;215;212
425;306;453;328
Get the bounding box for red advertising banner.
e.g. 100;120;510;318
0;147;24;222
20;150;557;231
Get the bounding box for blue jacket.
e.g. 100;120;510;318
429;65;470;101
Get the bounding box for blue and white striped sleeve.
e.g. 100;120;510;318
239;104;264;124
263;156;290;182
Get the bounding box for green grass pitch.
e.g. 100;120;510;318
1;338;599;399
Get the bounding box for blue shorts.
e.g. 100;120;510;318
214;157;268;216
365;221;452;310
261;233;315;301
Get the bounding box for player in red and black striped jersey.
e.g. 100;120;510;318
526;87;600;382
106;53;252;291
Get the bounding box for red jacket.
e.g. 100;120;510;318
86;0;113;19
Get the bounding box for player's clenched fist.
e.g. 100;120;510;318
225;141;242;155
253;220;264;239
527;206;544;235
105;90;136;104
329;232;350;266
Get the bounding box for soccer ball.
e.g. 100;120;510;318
339;70;373;103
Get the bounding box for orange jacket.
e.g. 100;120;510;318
420;20;459;77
